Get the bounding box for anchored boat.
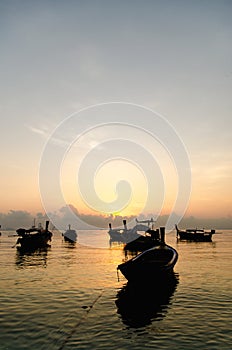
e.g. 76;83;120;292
108;218;156;243
175;224;216;242
15;221;52;251
62;224;77;243
117;227;178;282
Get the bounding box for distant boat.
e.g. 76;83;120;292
62;224;77;243
124;227;161;252
117;227;178;282
108;218;156;243
175;224;216;242
15;221;52;251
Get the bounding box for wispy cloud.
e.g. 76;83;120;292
26;123;71;148
26;125;48;137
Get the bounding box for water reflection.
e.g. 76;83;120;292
15;247;50;269
109;239;124;248
176;239;216;247
116;272;179;328
62;240;77;249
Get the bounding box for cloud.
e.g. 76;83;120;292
26;123;72;148
26;125;48;137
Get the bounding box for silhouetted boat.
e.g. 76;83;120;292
117;227;178;282
116;272;179;327
124;227;161;252
108;218;156;243
62;224;77;243
15;221;52;251
175;224;216;242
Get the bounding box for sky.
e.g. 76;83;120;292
0;0;231;228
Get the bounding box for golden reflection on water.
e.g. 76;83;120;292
0;230;231;350
15;247;49;269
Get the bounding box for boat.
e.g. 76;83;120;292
62;224;77;243
117;227;178;282
15;220;52;251
175;224;216;242
108;218;156;243
123;227;161;252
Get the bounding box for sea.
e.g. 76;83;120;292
0;229;231;350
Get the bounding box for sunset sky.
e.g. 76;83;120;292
0;0;231;226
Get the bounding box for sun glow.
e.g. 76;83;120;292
61;158;148;216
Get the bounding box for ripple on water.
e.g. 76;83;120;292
0;230;231;350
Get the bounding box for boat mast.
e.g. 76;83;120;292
160;227;165;244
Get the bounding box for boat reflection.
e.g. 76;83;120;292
62;240;77;249
116;272;179;328
15;246;50;269
109;239;124;248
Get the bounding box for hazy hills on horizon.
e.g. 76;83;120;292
0;206;231;230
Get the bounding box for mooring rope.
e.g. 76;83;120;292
58;289;104;350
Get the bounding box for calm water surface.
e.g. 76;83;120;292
0;229;231;350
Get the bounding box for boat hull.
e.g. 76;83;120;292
177;231;213;242
15;221;52;251
124;235;160;252
16;232;52;250
108;220;156;243
175;224;215;242
63;230;77;243
109;230;140;243
118;244;178;282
